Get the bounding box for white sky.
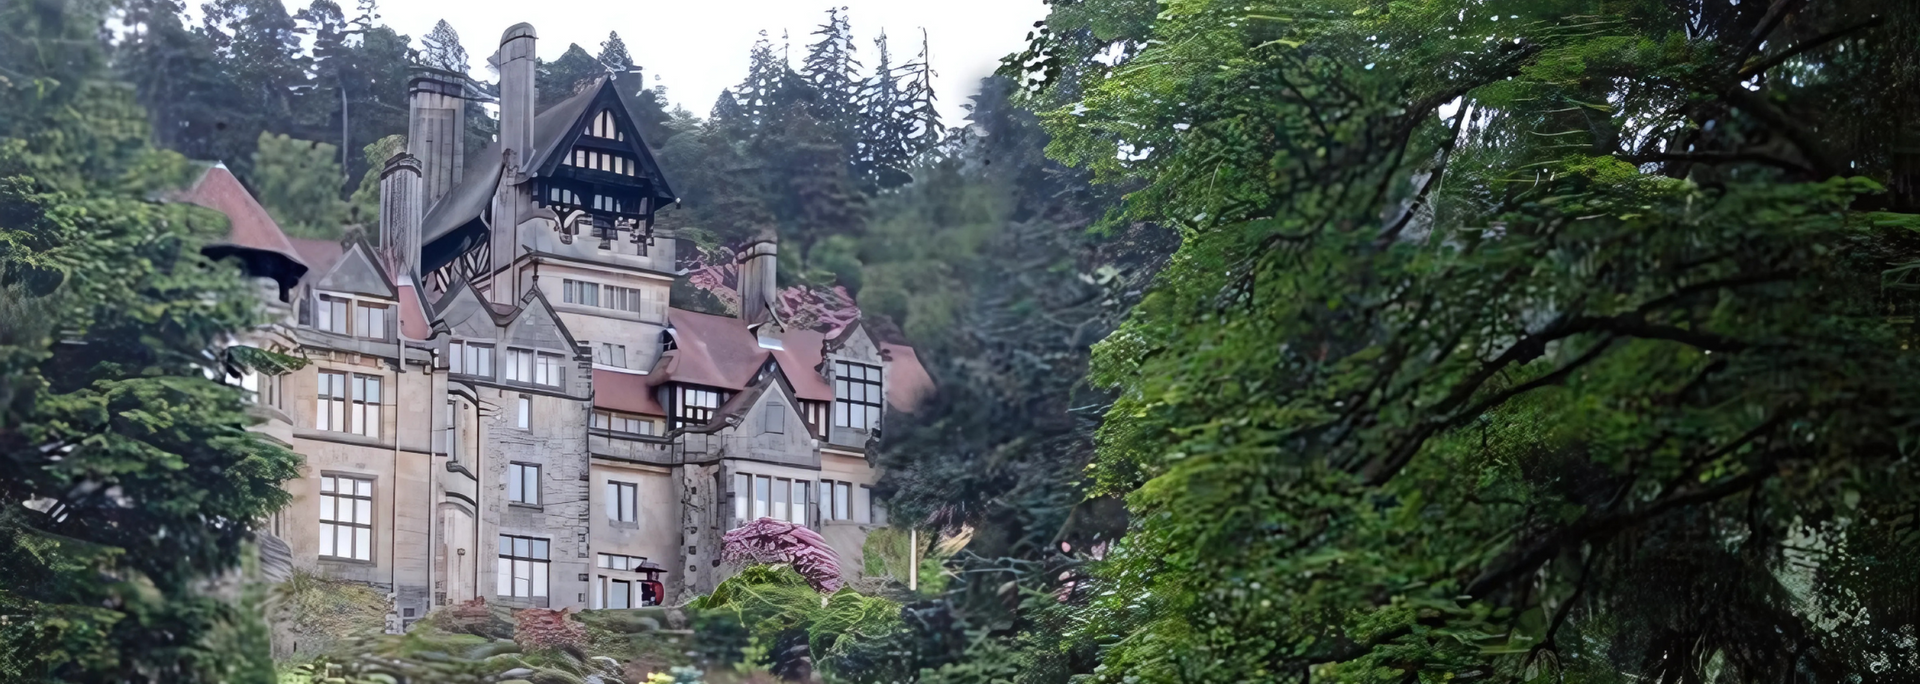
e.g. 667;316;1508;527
373;0;1048;126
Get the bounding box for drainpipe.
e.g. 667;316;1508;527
390;321;412;630
909;528;918;592
425;347;438;610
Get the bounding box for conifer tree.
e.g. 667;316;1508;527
856;31;911;188
419;19;467;73
598;30;634;71
1;0;300;679
802;7;861;151
537;43;606;108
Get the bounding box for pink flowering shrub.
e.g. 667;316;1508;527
721;517;845;592
681;246;865;335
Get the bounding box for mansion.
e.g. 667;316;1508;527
181;22;928;627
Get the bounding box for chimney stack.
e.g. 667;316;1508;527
497;23;538;171
379;153;424;277
737;233;779;327
406;70;467;206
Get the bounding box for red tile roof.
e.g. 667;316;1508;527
881;343;933;412
287;237;346;284
771;329;834;402
181;165;307;269
594;369;665;416
655;308;767;390
395;281;433;340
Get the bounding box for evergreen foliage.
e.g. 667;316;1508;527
991;0;1920;681
418;19;467;73
599;31;635;71
250;132;349;238
0;2;301;680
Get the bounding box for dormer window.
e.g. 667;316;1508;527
504;348;562;388
354;303;388;340
833;361;882;431
673;386;720;429
449;340;494;376
315;295;349;334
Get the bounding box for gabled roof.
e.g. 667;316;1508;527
880;343;933;412
288;238;346;284
770;329;834;402
395;276;434;340
593;369;664;416
180;164;308;291
529;77;676;203
419;77;677;276
652;308;767;390
311;242;397;299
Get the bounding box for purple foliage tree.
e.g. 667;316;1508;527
721;517;845;592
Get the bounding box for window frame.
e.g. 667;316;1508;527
354;302;390;340
832;361;884;431
315;295;350;335
318;474;374;562
450;341;494;377
508;462;541;506
674;385;720;429
496;535;550;599
349;374;381;438
606;480;637;523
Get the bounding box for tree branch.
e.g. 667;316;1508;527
1738;14;1884;80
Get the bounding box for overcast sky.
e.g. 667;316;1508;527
372;0;1048;126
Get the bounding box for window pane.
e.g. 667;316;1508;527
611;580;629;609
509;466;522;502
354;499;371;525
605;483;618;521
734;473;748;521
319;523;335;556
772;478;788;523
791;481;808;524
531;539;548;560
321;476;335;493
531;562;548;597
514;537;529;557
598;554;610;569
856;486;871;524
517;397;530;429
354;527;371;560
754;476;770;520
499;535;512;556
835;482;850;520
498;559;512;596
319;495;335;521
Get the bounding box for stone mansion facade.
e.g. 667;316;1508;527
181;22;929;627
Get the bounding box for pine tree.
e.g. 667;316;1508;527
1;1;300;679
896;29;943;163
538;43;607;108
802;7;861;151
598;31;634;71
117;0;249;165
419;19;467;73
856;31;912;189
